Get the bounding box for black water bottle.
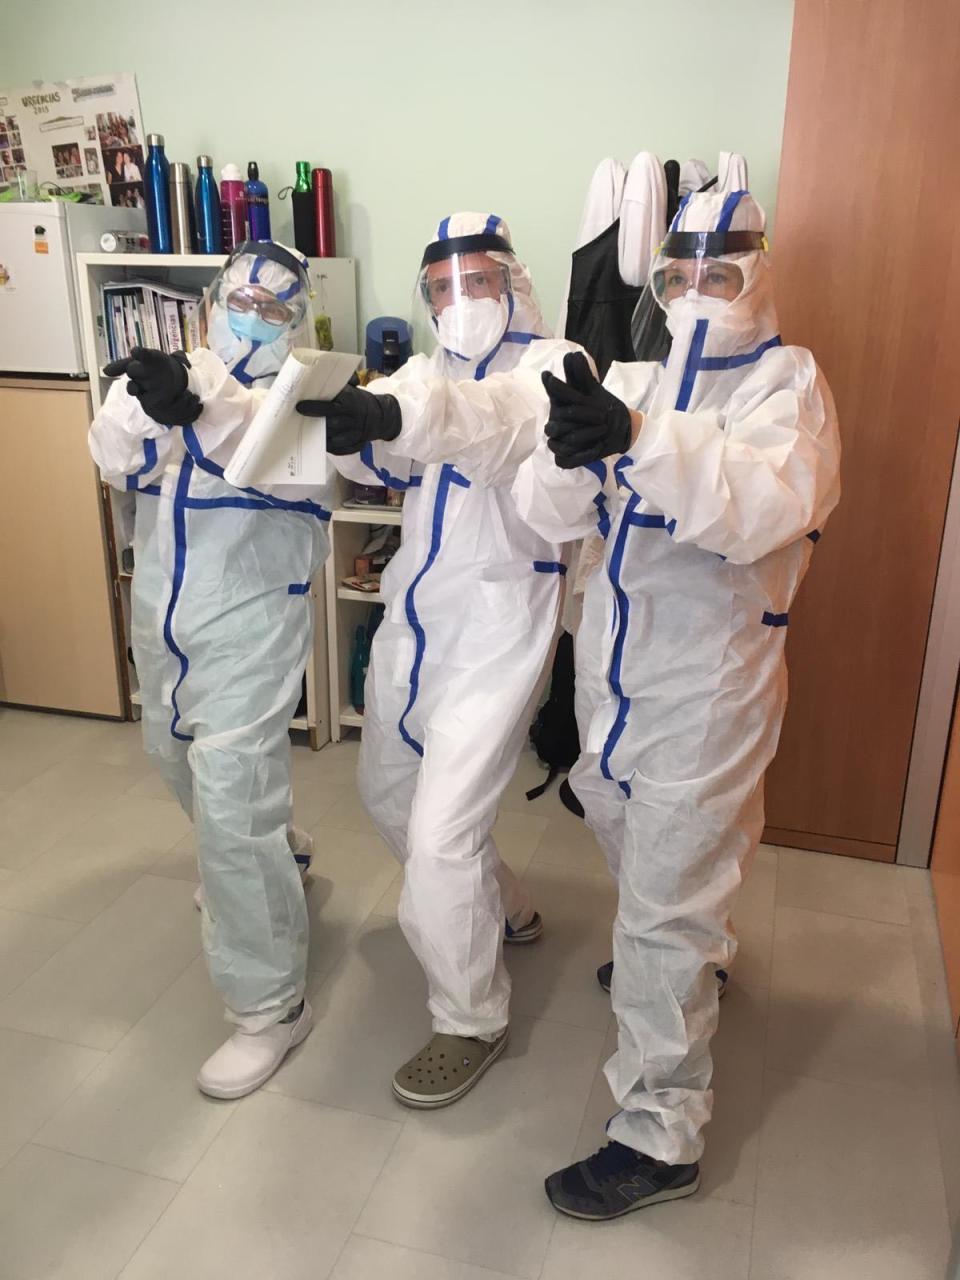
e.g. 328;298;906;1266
292;161;316;257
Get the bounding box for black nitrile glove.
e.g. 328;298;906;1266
540;351;633;469
103;347;202;426
296;384;402;456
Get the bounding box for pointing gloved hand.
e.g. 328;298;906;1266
540;351;633;469
296;383;402;455
103;347;202;426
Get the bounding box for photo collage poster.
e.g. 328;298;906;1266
0;72;145;207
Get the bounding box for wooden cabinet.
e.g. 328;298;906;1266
762;0;960;860
0;379;123;717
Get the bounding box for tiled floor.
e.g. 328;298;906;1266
0;706;957;1279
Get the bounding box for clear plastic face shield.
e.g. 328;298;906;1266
650;229;766;309
204;241;311;353
416;232;516;360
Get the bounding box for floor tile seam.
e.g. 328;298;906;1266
0;859;188;925
321;1113;409;1280
28;1134;191;1188
747;892;780;1276
350;1226;534;1280
0;895;91;926
772;899;913;929
7;929;205;1057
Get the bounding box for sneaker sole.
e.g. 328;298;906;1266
197;1013;313;1100
392;1030;509;1110
504;919;543;946
548;1170;700;1221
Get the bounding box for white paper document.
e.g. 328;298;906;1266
224;348;361;489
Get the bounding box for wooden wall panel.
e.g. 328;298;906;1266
763;0;960;855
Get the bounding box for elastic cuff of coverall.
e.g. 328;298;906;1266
432;1014;509;1044
505;906;536;932
605;1108;706;1167
224;992;305;1035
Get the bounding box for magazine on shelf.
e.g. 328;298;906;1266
101;278;203;362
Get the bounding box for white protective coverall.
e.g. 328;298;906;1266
89;242;336;1031
512;189;841;1162
336;212;583;1040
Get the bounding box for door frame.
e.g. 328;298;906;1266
899;428;960;866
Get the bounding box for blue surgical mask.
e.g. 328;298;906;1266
228;310;287;345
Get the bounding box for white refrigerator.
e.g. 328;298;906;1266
0;202;145;376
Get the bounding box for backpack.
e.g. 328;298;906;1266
527;631;581;799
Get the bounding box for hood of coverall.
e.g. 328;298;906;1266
416;211;550;379
204;240;315;386
645;189;782;416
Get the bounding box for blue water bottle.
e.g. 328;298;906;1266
195;155;222;254
245;161;271;240
144;133;172;253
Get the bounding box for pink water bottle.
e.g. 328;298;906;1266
219;163;247;251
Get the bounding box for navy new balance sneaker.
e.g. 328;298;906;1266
545;1140;700;1220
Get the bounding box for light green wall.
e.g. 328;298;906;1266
0;0;795;348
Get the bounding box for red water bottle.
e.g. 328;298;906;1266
312;167;336;257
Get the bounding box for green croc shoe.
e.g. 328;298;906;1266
392;1029;509;1110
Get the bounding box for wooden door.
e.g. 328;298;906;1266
763;0;960;860
0;380;123;717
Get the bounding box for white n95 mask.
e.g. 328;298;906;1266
665;289;732;335
436;296;509;359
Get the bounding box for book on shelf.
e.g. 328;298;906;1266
101;279;204;363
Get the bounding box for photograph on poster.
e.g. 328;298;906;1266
104;142;144;204
108;181;144;208
96;111;139;149
52;141;82;178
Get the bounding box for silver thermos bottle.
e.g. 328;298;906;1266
169;162;196;254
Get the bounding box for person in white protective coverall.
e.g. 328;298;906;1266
296;213;586;1109
88;241;336;1099
508;188;841;1218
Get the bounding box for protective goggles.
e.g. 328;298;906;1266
652;257;746;302
224;283;301;327
651;227;766;302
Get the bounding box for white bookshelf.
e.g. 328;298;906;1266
76;250;359;749
324;503;403;741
